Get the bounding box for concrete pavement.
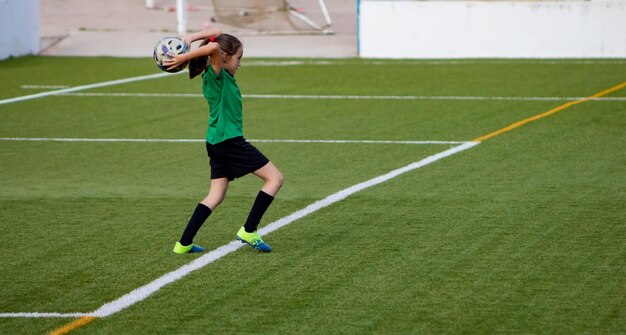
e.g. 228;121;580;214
40;0;357;58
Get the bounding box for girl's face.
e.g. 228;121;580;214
223;47;243;76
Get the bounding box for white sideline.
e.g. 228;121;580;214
0;72;179;106
242;60;626;66
45;92;626;101
21;85;70;89
0;137;466;145
0;141;479;319
0;313;90;318
91;141;479;318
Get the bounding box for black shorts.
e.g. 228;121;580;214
206;137;269;181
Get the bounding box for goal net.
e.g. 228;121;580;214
211;0;334;34
145;0;334;35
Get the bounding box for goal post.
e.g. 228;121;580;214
176;0;187;35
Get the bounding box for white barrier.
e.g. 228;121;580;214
358;0;626;59
0;0;39;60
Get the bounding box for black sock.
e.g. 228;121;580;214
179;203;212;246
244;191;274;233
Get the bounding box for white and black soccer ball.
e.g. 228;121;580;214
153;36;189;73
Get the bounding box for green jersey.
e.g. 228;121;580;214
202;65;243;144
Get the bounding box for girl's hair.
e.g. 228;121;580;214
189;33;242;79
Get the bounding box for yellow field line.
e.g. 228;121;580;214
473;81;626;142
48;316;97;335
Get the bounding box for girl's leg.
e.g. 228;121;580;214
253;161;284;197
178;178;229;247
201;177;230;209
242;162;284;233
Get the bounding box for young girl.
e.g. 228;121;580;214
165;28;284;253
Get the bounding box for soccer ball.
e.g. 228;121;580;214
153;36;189;73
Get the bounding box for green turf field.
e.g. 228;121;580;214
0;56;624;334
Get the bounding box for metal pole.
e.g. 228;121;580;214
317;0;333;27
176;0;187;35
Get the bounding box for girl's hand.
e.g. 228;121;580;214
182;35;192;47
163;54;187;71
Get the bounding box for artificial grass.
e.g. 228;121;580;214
0;56;624;334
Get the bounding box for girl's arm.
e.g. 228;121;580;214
163;28;222;72
182;27;222;46
163;42;220;71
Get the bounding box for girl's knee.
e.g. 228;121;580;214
263;171;284;196
274;171;284;188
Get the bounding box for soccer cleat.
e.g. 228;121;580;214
236;227;272;253
173;241;205;254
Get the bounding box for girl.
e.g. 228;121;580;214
165;28;284;253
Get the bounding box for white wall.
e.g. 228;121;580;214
359;0;626;59
0;0;40;60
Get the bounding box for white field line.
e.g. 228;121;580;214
0;72;181;106
0;141;479;319
0;312;90;318
0;138;467;145
241;60;626;66
91;141;479;318
21;85;70;89
52;92;626;101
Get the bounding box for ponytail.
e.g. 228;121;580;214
188;33;243;80
188;38;210;79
